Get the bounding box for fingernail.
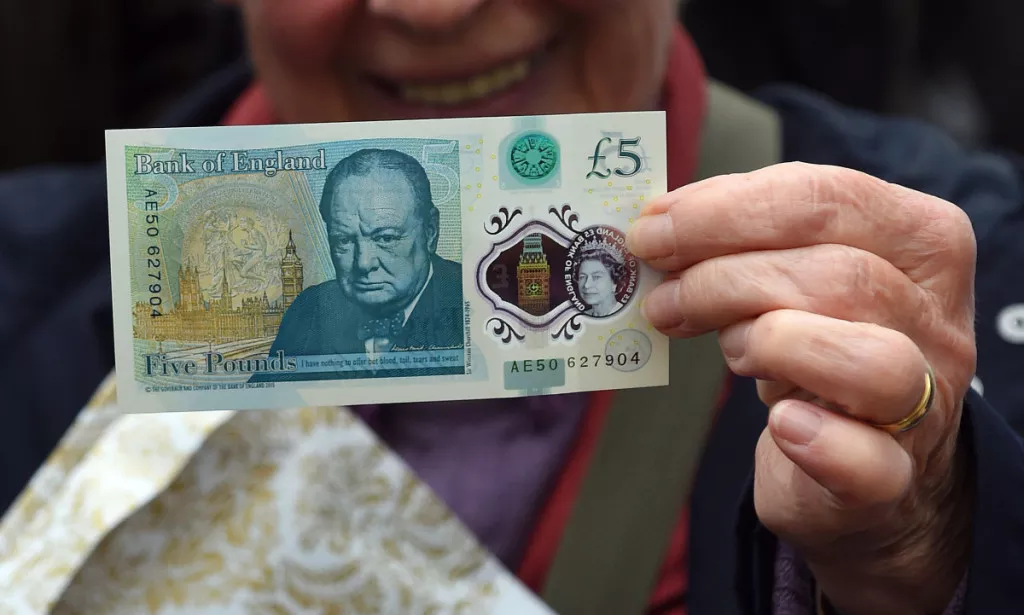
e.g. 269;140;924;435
639;195;673;216
718;321;752;359
641;281;684;329
626;213;675;260
771;401;822;446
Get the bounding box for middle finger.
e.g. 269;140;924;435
642;243;927;337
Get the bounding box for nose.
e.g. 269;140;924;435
366;0;489;32
354;238;380;273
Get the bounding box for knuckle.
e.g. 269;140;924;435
907;195;978;266
836;322;929;426
662;189;687;218
892;333;925;384
671;275;690;316
941;204;978;262
836;245;877;297
809;244;883;316
930;199;975;245
746;310;803;371
810;244;928;326
836;322;914;390
660;273;704;334
873;328;926;406
793;164;843;232
754;162;842;236
675;259;727;330
748;310;792;354
671;267;699;313
810;165;885;209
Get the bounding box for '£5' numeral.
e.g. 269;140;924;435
586;137;643;180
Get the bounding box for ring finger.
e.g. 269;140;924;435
719;309;932;427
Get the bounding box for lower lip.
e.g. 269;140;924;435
363;47;559;120
354;282;387;291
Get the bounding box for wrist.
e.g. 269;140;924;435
811;422;974;614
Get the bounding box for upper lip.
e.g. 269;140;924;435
364;41;550;86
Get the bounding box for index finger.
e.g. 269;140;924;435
626;162;973;283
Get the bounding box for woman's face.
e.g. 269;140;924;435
578;259;617;309
232;0;679;123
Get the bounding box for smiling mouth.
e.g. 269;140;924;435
369;44;551;107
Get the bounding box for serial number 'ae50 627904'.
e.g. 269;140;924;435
505;354;642;373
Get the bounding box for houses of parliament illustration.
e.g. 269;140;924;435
516;233;551;316
133;231;304;344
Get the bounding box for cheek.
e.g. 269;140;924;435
573;0;676;109
378;243;410;267
249;0;358;67
332;252;351;270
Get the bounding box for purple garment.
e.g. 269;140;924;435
352;393;588;568
772;541;968;614
773;541;815;614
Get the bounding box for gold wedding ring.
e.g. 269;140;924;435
872;365;936;434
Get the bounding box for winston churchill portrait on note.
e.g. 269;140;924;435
252;147;465;382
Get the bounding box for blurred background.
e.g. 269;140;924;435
685;0;1024;153
1;0;1022;173
0;0;243;170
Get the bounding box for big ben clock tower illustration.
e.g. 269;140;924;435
517;234;551;316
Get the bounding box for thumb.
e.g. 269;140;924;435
754;399;914;547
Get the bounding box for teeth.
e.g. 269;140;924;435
400;58;532;106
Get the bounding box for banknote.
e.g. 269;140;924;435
105;113;670;412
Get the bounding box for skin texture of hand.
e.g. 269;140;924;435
627;162;977;615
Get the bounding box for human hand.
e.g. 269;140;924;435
627;163;977;615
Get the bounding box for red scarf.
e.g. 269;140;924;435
224;25;707;614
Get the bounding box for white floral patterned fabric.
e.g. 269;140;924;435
0;373;553;615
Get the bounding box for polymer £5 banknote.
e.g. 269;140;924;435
105;112;669;412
